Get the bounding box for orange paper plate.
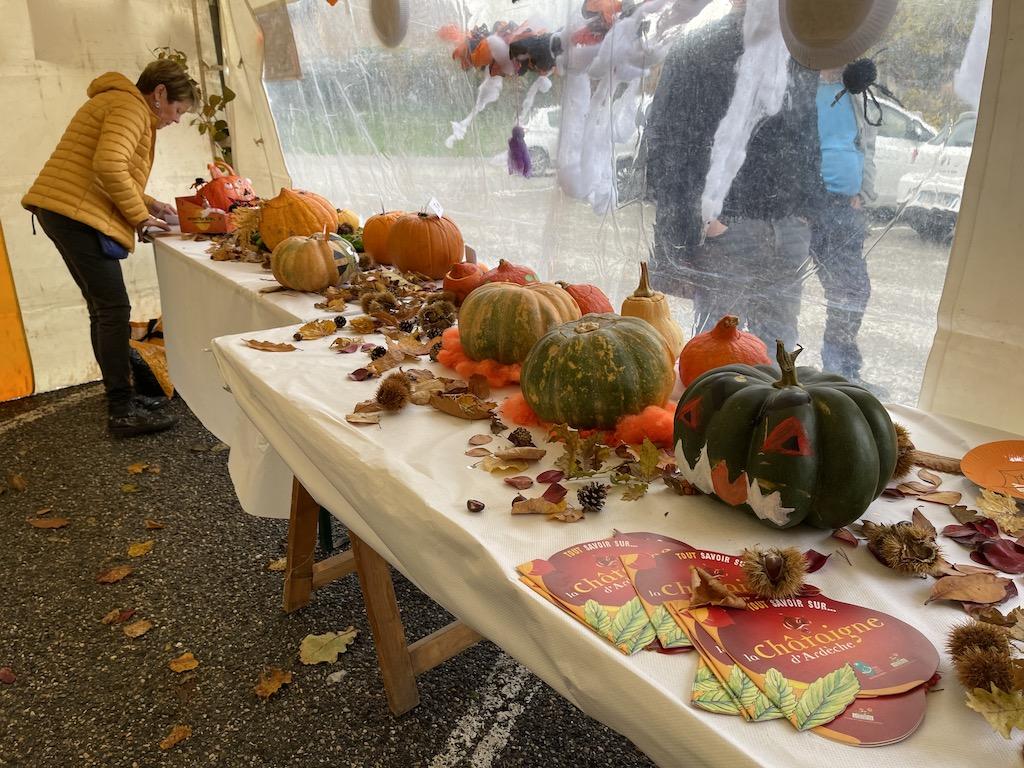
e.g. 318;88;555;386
961;440;1024;499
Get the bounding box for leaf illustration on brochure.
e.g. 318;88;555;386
691;658;742;716
516;533;691;655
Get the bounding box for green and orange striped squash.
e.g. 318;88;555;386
259;188;338;251
458;281;581;364
521;314;675;429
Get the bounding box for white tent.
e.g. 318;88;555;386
1;0;1021;435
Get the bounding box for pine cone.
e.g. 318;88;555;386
507;427;535;448
398;319;416;334
369;345;388;361
334;316;347;328
577;482;608;512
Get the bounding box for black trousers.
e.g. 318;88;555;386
37;209;134;415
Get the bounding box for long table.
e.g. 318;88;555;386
153;235;345;518
210;319;1020;768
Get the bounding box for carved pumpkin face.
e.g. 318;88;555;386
199;175;257;211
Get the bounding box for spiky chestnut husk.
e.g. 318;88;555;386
426;290;458;305
423;319;454;339
361;290;399;315
507;427;535;448
577;482;608;512
369;346;388;361
948;621;1011;660
358;253;373;270
375;373;411;411
419;299;456;323
398;319;416;334
741;546;808;599
953;645;1014;693
863;521;943;576
893;422;916;480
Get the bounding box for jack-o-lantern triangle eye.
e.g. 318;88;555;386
678;396;702;430
762;416;812;456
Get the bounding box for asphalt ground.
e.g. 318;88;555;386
0;387;654;768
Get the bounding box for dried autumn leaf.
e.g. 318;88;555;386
243;338;297;352
978;490;1024;537
392;334;435;357
467;374;490;400
268;557;288;572
127;540;154;558
97;565;133;584
0;667;15;684
353;399;385;413
347;315;377;334
690;567;748;610
926;573;1012;605
254;667;293;699
100;609;122;624
536;469;564;484
972;539;1024;574
504;476;534;490
479;456;529;473
551;506;584;523
965;685;1024;739
541;483;568;503
429;393;497;421
512;497;568;516
897;481;932;496
803;550;830;573
912;508;936;537
144;519;164;530
493;447;547;462
169;652;199;673
127;461;148;474
831;528;859;547
954;562;998;575
123;619;153;638
120;483;139;494
159;724;192;750
950;505;983;525
347;367;374;382
468;434;493;446
7;472;27;492
967;605;1021;626
919;491;963;506
27;517;69;529
943;519;1000;547
299;627;358;665
367;344;406;376
294;318;337;340
403;368;435;383
35;507;52;516
345;412;381;426
465;447;491;457
917;468;942;487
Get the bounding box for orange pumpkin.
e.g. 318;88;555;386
362;210;406;265
259;188;338;251
443;262;489;304
388;212;465;279
270;234;340;293
678;314;770;385
556;281;614;315
480;259;538;286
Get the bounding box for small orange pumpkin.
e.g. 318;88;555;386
259;188;338;251
388;212;465;279
556;281;614;315
362;210;406;265
480;259;539;286
270;233;340;293
678;315;770;386
443;262;489;304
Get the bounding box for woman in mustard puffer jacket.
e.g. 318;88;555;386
23;60;196;437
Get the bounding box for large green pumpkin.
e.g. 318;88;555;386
458;281;581;364
673;343;897;530
521;314;676;429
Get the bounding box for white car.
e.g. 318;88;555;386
869;99;938;211
896;112;976;242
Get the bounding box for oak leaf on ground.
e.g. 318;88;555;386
254;667;292;699
299;628;358;665
159;724;192;750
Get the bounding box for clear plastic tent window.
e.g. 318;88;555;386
262;0;988;406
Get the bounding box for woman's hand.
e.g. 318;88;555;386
136;216;171;241
148;200;179;224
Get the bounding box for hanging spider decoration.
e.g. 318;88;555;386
830;57;902;127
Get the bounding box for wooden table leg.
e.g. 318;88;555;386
283;477;319;613
350;531;420;715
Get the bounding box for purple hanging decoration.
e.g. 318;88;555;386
507;124;531;178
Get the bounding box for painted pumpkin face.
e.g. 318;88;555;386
673;344;897;530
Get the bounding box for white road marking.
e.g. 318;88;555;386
0;385;103;438
428;653;541;768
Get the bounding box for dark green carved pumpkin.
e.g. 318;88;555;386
673;343;897;529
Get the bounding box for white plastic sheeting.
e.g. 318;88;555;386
256;0;991;409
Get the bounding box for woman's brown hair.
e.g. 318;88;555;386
136;60;198;105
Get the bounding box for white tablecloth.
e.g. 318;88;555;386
154;235;346;518
211;321;1021;768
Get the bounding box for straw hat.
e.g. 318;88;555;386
370;0;409;48
779;0;898;70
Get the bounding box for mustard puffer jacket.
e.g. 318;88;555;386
23;72;158;252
